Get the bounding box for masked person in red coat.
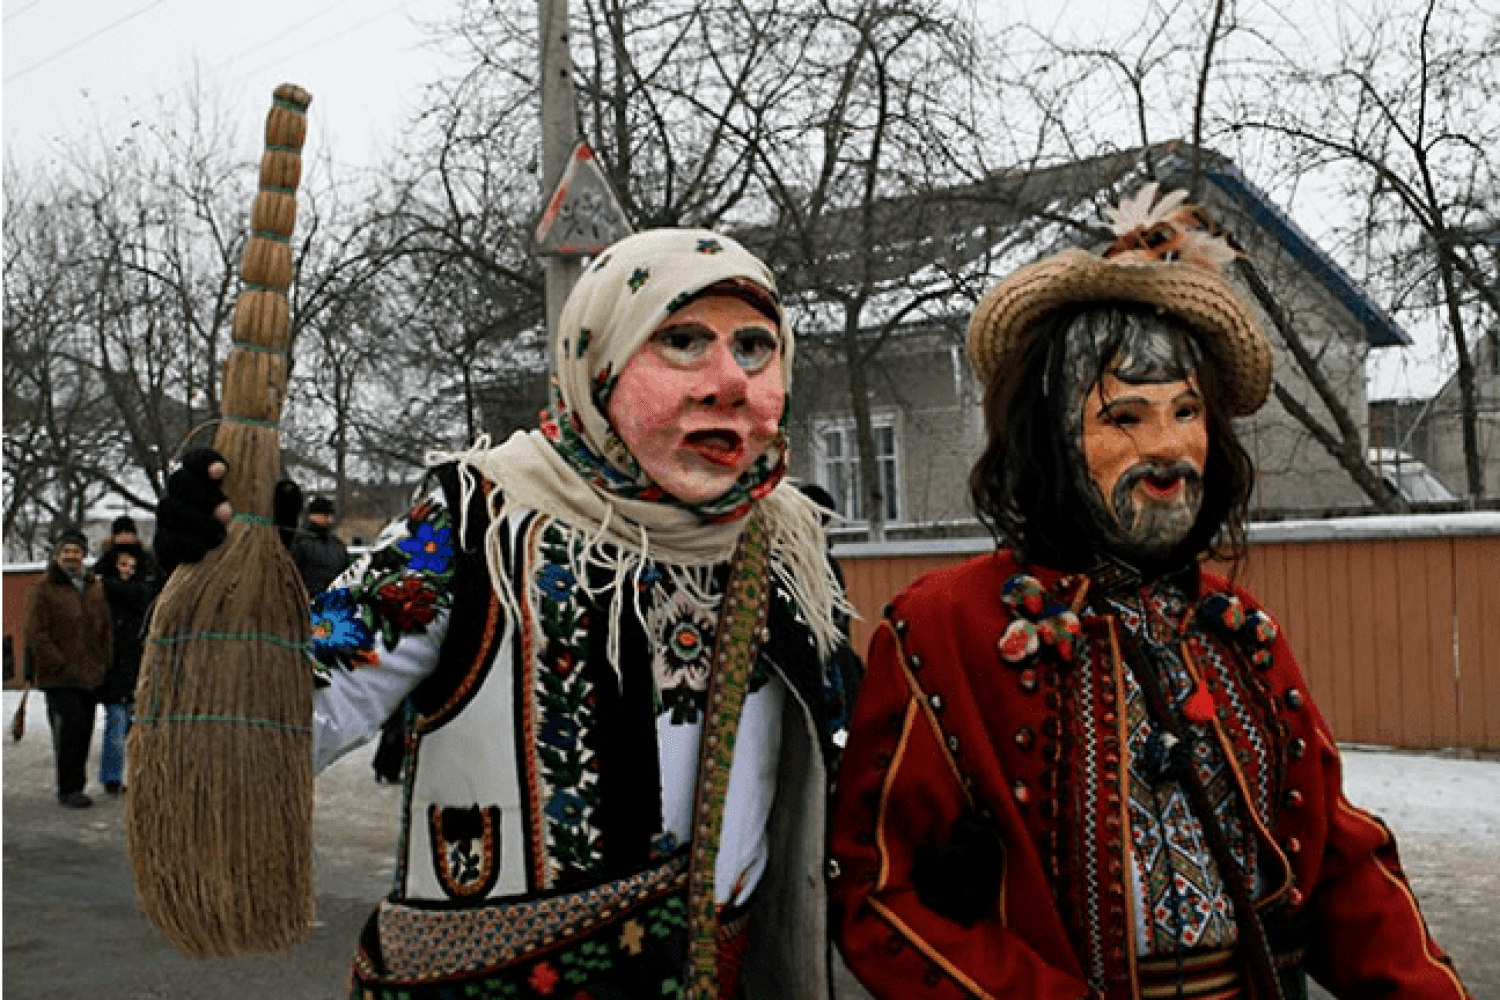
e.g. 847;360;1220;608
827;186;1472;1000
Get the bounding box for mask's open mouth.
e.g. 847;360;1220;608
1138;472;1185;501
685;429;745;467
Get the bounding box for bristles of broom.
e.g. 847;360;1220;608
128;84;316;959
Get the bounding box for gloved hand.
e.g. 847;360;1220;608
911;810;1004;927
155;448;232;575
273;478;303;549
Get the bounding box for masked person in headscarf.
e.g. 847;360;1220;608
154;229;857;1000
827;188;1472;1000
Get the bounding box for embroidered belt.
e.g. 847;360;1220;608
1138;948;1244;1000
351;854;689;999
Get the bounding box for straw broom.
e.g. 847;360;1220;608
127;84;316;958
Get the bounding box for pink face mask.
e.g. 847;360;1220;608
1080;371;1208;557
607;295;786;505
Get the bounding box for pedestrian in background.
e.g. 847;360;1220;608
23;528;111;808
290;495;350;595
96;543;152;795
94;515;164;595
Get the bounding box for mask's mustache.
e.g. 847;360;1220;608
1118;460;1202;496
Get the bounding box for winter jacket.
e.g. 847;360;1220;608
830;549;1471;1000
23;563;111;691
99;575;152;703
289;523;350;595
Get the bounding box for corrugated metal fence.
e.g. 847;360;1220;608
835;514;1500;752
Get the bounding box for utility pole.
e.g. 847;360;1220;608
538;0;582;339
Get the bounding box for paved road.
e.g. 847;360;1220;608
4;691;1496;998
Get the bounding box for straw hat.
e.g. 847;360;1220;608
966;184;1273;417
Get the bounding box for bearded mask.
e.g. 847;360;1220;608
1059;308;1209;564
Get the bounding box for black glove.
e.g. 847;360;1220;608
911;810;1004;927
155;448;231;575
273;478;303;550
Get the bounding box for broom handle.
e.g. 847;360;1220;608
212;84;312;518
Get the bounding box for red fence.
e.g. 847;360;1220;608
835;514;1500;752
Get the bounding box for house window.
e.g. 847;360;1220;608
816;415;900;524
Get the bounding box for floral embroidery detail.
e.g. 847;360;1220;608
308;493;459;680
398;521;454;575
1198;592;1278;669
696;238;724;254
310;588;375;667
648;587;720;725
532;523;602;884
627;266;650;292
998;574;1082;664
375;577;439;631
619;919;646;956
527;960;559;994
591;252;612;272
577;327;592;357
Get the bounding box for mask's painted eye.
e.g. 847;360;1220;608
651;325;714;364
1100;405;1142;428
731;327;780;374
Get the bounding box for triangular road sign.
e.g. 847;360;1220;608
534;141;634;256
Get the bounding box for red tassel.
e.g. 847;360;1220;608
1183;679;1215;724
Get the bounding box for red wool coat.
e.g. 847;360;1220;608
828;550;1470;1000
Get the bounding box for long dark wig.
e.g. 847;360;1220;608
969;302;1255;574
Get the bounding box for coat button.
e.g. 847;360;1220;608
1014;728;1036;751
826;859;842;879
928;694;944;711
1285;789;1304;809
1019;669;1039;693
1012;780;1032;806
1285;837;1302;855
1285;688;1305;710
1288;886;1304;908
1289;738;1307;759
909;654;922;671
947;735;960;753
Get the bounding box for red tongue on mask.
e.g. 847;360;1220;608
687;430;742;465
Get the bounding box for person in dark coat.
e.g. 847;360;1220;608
96;543;152;794
94;515;164;595
289;495;350;595
23;528;111;807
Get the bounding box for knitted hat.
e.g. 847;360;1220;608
966;184;1272;417
308;496;335;515
54;528;89;552
111;514;138;535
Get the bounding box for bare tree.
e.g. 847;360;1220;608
1235;0;1499;501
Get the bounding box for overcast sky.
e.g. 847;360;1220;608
3;0;457;171
1;0;1453;400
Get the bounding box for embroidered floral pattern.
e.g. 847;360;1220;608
648;587;720;724
309;494;457;680
531;523;603;886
